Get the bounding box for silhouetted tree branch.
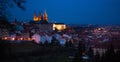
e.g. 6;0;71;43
0;0;26;21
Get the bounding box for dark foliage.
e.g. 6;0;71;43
73;39;85;62
94;51;100;62
99;44;118;62
0;16;14;31
44;40;49;46
104;45;115;62
0;0;26;22
65;40;73;47
87;47;94;59
50;36;60;47
13;0;26;10
115;50;120;62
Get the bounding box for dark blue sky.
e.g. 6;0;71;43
10;0;120;24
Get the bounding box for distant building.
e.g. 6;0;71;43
53;23;66;31
33;10;48;22
32;10;66;31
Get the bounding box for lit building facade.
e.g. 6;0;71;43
33;10;48;22
33;10;66;31
53;23;66;31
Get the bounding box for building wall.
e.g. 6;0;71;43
53;24;66;31
37;24;53;32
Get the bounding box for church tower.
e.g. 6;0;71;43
33;11;39;21
38;12;43;21
43;10;48;22
33;10;48;22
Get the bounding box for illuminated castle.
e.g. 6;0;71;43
32;10;66;31
33;10;48;22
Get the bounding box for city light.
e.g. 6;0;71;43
11;37;15;41
53;24;66;30
2;37;8;40
19;38;23;40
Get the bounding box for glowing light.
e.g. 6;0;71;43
20;38;23;40
2;37;8;40
98;28;101;30
4;37;8;40
27;38;31;41
53;24;66;30
34;17;39;21
11;37;15;41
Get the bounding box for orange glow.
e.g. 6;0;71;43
11;37;15;41
4;37;8;40
2;37;8;40
53;24;66;31
34;17;39;21
27;38;31;41
20;38;23;40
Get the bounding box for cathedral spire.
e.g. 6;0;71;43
43;9;48;22
38;11;43;21
33;11;39;21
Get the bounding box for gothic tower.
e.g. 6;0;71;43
33;11;39;21
38;12;43;21
43;10;48;22
33;10;48;22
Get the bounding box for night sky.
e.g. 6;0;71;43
10;0;120;25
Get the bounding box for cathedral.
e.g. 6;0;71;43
33;10;48;23
32;10;66;31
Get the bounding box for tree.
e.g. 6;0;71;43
39;42;43;46
104;44;115;62
115;50;120;62
0;16;14;33
68;40;73;47
0;0;26;21
13;0;26;10
44;40;49;47
65;40;73;47
87;47;94;59
94;51;100;62
73;40;85;62
50;36;56;46
65;41;69;47
0;17;10;28
50;36;60;47
0;40;5;60
100;53;105;62
55;40;60;47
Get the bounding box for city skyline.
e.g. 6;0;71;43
9;0;120;25
0;0;120;62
